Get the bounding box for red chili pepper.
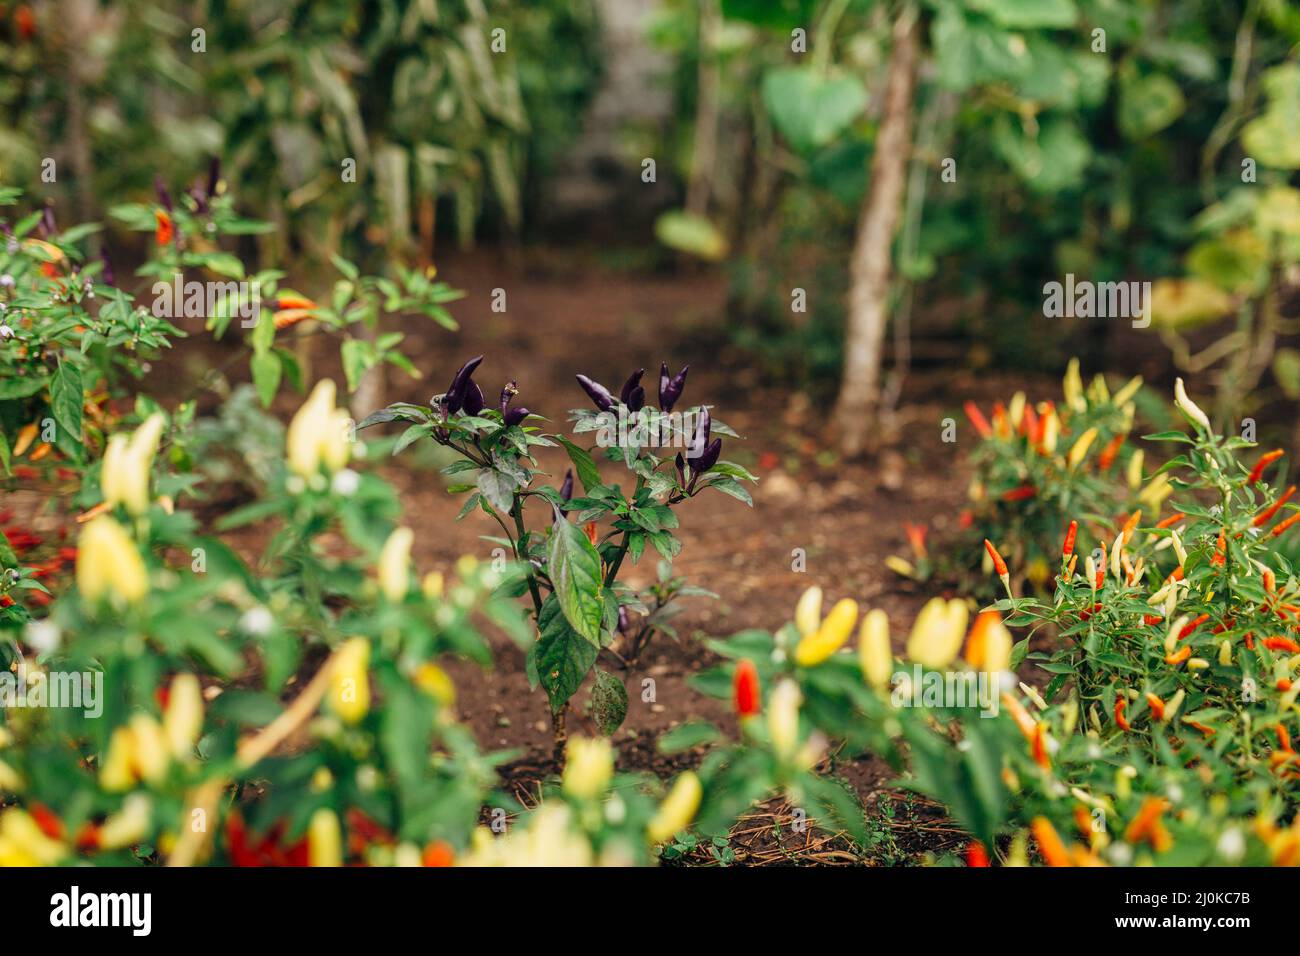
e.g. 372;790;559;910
1212;618;1236;634
1279;678;1293;692
1179;614;1210;640
1155;513;1186;530
1114;696;1131;731
733;659;761;718
1249;449;1285;485
1264;636;1300;654
1143;614;1163;627
28;804;64;840
984;539;1008;576
154;209;174;246
1255;486;1297;527
1062;520;1078;560
1245;633;1255;650
1211;531;1226;567
965;841;990;867
1097;434;1124;471
1020;404;1038;440
991;402;1010;438
958;510;974;530
963;401;992;439
1272;512;1300;538
903;522;929;559
1001;484;1037;502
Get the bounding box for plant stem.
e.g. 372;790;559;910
511;498;544;616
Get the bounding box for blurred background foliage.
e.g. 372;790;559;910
0;0;603;268
2;0;1299;434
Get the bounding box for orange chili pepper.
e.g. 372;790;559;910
1249;449;1285;485
1114;696;1131;731
1031;723;1051;769
1165;646;1191;665
28;442;51;462
1185;720;1216;737
1031;817;1073;867
965;841;990;867
1097;434;1125;470
1255;486;1296;527
1121;510;1141;545
422;841;455;867
1272;512;1300;538
11;422;37;458
1146;692;1166;721
1263;636;1300;653
1155;513;1186;530
1276;724;1294;753
1125;796;1173;852
963;401;992;439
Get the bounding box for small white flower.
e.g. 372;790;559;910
0;325;12;339
604;794;627;825
0;274;14;288
1216;828;1245;862
331;468;361;496
238;606;274;637
24;619;61;655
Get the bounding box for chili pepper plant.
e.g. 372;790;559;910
361;358;756;758
894;359;1155;599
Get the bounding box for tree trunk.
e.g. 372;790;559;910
833;5;919;456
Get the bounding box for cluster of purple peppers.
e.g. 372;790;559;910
440;355;530;427
437;356;722;496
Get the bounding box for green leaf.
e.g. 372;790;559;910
548;517;605;646
589;669;628;736
340;338;372;393
531;595;599;713
762;66;868;153
476;469;519;513
966;0;1076;28
657;721;722;753
1275;349;1300;400
250;350;282;408
556;436;602;493
50;361;83;459
1118;71;1185;140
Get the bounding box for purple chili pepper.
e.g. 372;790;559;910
39;204;55;238
443;355;484;413
463;381;486;416
617;606;630;635
503;406;529;427
674;452;686;487
500;380;518;413
620;368;646;412
659;363;689;412
575;374;614;412
696;437;722;473
99;250;116;287
688;407;712;458
207;156;222;198
687;439;723;493
559;469;574;502
154;174;173;213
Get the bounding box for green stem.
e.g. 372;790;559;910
511;498;544;617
